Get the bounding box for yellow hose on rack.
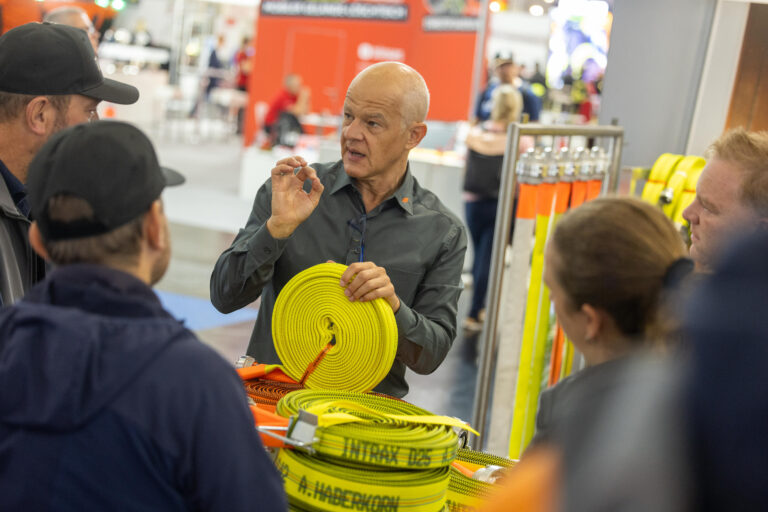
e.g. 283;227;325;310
276;390;472;469
641;153;682;205
275;448;451;512
672;158;705;226
272;262;398;392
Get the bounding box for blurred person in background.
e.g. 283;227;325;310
532;197;692;447
43;6;99;53
462;84;522;332
0;22;138;306
474;51;541;124
263;73;311;148
682;128;768;273
0;121;286;511
233;36;253;134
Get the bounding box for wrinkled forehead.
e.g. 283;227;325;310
344;78;404;115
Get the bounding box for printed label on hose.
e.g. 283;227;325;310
276;449;449;512
341;438;454;467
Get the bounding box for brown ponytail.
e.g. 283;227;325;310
550;197;687;341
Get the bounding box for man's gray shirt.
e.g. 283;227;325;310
210;160;467;398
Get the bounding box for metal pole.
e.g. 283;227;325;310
470;121;521;447
470;123;623;450
169;0;186;86
468;0;491;121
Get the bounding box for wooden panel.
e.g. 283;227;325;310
725;4;768;131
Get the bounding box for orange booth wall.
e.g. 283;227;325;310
244;0;480;146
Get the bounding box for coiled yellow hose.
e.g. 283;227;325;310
272;262;398;392
275;448;451;512
277;389;467;470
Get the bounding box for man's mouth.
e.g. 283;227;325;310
346;149;365;159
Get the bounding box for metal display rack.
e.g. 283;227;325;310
470;123;624;455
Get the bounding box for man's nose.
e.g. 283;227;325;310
343;119;363;140
682;200;698;224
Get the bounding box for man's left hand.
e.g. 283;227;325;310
336;261;401;312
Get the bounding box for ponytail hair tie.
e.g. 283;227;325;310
663;257;694;290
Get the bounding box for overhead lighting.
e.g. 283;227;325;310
543;0;555;3
489;1;501;12
529;4;544;16
112;0;126;9
95;0;110;7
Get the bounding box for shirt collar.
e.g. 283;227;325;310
0;159;27;215
330;161;416;216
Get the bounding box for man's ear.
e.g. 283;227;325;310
405;122;427;150
25;96;57;136
143;200;167;251
580;303;603;342
28;222;51;261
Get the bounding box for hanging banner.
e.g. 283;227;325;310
243;0;481;145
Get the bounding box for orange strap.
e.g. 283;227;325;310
547;326;565;387
517;184;537;220
237;363;298;384
586;179;602;201
554;182;571;215
298;341;335;387
536;183;556;216
250;405;290;448
570;182;587;209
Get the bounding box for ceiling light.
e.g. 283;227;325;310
529;4;544;16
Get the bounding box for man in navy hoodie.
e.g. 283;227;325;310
0;121;287;511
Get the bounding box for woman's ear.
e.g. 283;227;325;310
580;303;603;342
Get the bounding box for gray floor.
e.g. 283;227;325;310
151;133;480;423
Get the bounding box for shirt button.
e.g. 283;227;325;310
352;238;360;243
353;248;360;254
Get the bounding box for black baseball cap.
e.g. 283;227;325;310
27;121;184;241
0;22;138;104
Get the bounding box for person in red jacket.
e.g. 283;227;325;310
263;73;310;147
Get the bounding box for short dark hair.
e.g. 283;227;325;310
42;195;145;266
0;91;70;123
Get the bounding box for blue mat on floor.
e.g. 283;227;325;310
155;290;259;331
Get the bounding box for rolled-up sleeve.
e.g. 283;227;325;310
210;180;290;313
392;222;467;374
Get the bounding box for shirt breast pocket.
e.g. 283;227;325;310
385;265;424;307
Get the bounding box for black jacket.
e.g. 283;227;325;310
0;160;45;305
0;264;286;511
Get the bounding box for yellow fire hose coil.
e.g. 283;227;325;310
277;389;467;470
275;448;451;512
272;262;398;392
641;153;683;205
446;449;516;512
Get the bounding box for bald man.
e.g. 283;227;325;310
43;6;99;52
211;62;467;398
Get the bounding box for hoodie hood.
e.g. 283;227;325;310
0;264;189;431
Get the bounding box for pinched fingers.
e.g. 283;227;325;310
340;262;400;311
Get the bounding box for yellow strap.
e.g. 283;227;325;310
272;262;398;392
275;448;450;512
